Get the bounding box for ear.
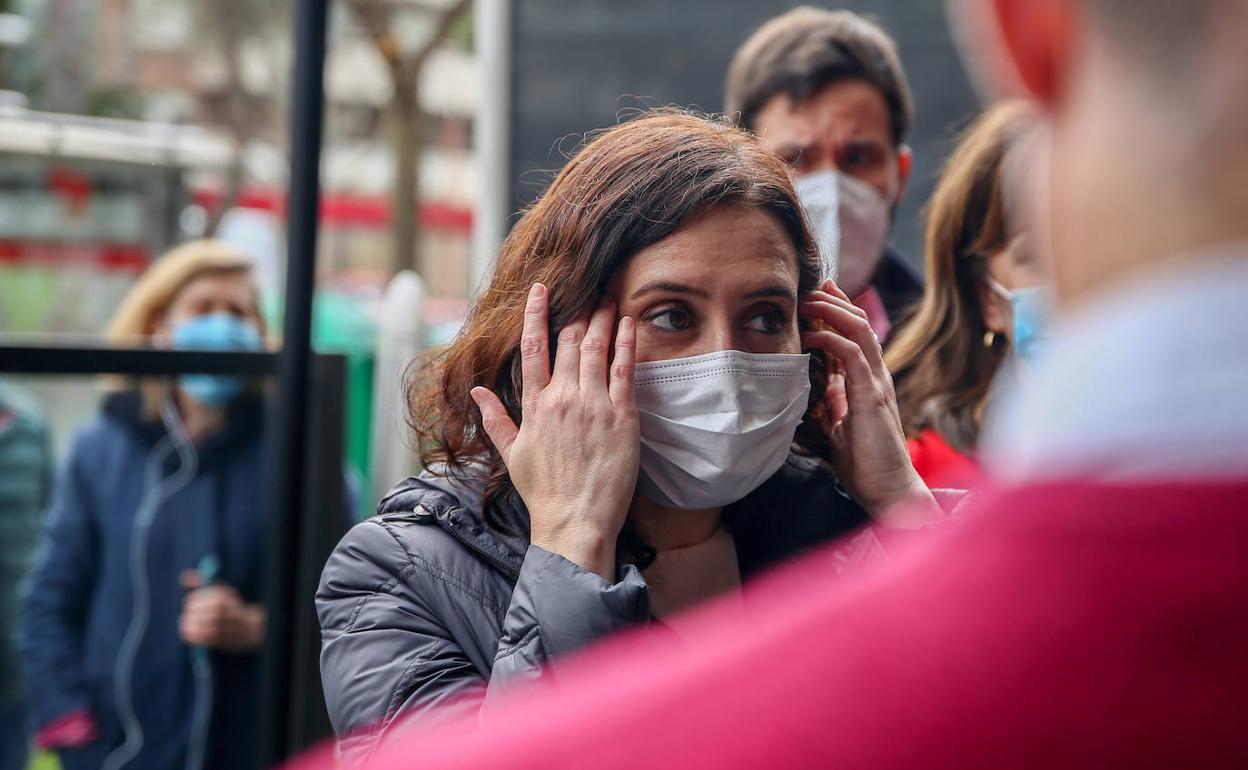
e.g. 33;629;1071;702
989;0;1077;107
977;279;1011;337
894;144;914;202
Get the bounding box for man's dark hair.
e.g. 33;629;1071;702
725;6;914;145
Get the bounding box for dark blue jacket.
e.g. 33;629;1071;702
20;391;268;770
0;380;53;710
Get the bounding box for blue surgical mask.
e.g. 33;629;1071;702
170;312;263;406
987;278;1051;363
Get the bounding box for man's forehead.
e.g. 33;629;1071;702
756;81;893;145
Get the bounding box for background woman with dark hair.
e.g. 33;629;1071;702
885;101;1044;488
317;110;947;765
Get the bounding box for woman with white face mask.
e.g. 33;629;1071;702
317;110;944;764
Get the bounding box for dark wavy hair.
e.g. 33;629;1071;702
407;109;831;537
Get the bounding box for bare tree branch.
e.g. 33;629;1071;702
409;0;471;76
344;0;472;276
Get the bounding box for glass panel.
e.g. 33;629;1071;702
0;0;294;347
1;373;281;770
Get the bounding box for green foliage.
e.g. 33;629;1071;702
87;85;147;120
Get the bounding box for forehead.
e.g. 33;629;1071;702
614;204;800;293
754;79;893;147
170;271;255;307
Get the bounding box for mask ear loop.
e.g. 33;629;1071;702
973;266;1014;356
983;275;1014;301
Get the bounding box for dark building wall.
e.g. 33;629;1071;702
509;0;985;272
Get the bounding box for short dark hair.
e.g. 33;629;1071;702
725;6;913;144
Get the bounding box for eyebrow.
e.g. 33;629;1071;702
777;136;887;159
743;284;797;301
629;280;709;299
628;280;795;301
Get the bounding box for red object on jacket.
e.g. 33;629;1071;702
347;480;1248;770
907;428;982;489
35;709;98;749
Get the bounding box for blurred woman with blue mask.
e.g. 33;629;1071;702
20;240;270;770
885;101;1050;489
317;111;954;765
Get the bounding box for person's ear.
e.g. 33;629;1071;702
894;144;913;202
977;279;1011;337
989;0;1077;106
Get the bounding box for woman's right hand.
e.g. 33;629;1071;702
471;283;639;580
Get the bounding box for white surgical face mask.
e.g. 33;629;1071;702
633;350;811;510
794;170;891;296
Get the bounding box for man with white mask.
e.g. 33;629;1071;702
347;1;1248;767
725;7;922;343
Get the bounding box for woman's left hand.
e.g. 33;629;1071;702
799;279;940;524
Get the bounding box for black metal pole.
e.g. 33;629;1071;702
0;346;277;376
260;0;329;764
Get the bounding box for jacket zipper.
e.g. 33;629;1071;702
383;505;521;581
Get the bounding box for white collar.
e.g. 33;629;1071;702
983;245;1248;483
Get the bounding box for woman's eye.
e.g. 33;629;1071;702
747;310;786;334
645;307;693;332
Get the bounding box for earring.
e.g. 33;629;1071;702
983;330;998;349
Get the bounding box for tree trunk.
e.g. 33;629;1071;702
391;74;424;276
204;3;252;237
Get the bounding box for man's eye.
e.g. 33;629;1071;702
747;310;786;334
646;307;693;332
842;150;871;169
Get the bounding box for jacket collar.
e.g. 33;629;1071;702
377;466;530;577
376;455;869;581
102;389;265;467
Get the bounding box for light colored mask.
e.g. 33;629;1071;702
794;170;891;296
986;277;1052;364
633;350;811;510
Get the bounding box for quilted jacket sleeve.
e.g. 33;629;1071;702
317;519;649;766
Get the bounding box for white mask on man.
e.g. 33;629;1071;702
794;170;892;296
633;350;811;510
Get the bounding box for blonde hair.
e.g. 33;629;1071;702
106;239;264;409
884;101;1037;453
107;239;261;346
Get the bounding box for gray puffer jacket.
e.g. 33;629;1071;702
317;456;873;765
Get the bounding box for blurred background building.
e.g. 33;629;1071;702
0;0;982;441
